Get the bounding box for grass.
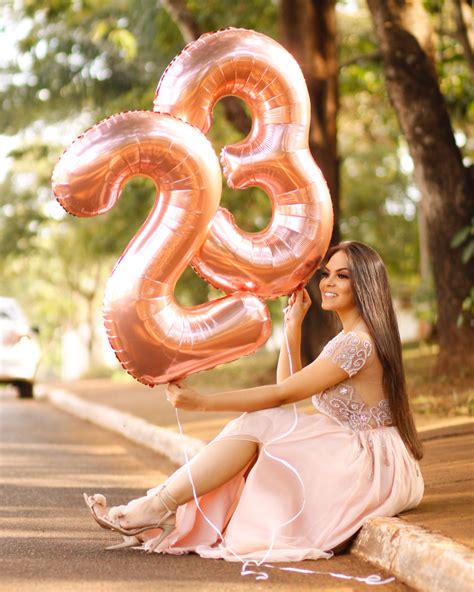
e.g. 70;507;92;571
186;349;278;392
403;342;474;419
106;338;473;423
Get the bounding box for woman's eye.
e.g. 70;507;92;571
320;271;329;278
338;274;349;279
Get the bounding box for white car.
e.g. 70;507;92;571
0;297;41;398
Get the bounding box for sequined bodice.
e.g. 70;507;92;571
312;330;393;431
312;384;392;431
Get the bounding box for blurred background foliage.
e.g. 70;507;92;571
0;0;472;378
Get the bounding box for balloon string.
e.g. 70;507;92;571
170;304;304;566
253;564;395;585
171;301;394;585
253;309;306;566
173;407;245;563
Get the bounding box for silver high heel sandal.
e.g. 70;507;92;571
83;493;116;531
142;487;178;554
106;535;142;550
83;493;141;549
83;487;178;551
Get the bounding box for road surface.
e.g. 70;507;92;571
0;394;412;591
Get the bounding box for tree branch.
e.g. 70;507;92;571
339;50;382;69
159;0;201;44
452;0;474;74
159;0;251;135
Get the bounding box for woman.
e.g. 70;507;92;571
85;241;424;562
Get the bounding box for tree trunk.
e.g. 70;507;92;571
367;0;474;368
279;0;341;361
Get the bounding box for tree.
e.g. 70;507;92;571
452;0;474;74
366;0;474;367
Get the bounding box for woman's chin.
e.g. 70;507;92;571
321;300;340;312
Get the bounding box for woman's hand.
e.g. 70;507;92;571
285;287;312;327
166;381;206;411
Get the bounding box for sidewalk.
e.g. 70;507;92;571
37;378;474;591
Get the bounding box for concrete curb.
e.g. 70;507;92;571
417;418;474;441
38;387;473;592
37;388;204;465
352;516;474;592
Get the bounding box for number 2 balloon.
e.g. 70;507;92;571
52;29;333;386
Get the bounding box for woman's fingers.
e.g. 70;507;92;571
289;288;302;305
167;381;193;404
302;288;311;307
285;287;311;319
293;288;306;305
166;382;181;405
285;287;312;323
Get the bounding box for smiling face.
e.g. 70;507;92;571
319;250;356;313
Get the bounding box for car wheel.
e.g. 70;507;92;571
16;381;34;399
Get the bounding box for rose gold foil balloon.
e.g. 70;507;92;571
52;111;270;385
154;28;333;299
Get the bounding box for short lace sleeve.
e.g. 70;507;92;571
320;331;373;377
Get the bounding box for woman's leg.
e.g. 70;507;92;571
168;438;258;502
116;438;258;529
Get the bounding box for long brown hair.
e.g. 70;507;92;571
323;241;423;460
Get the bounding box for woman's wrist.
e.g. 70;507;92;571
285;317;303;335
198;393;211;412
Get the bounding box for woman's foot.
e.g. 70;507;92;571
83;486;178;547
83;493;116;530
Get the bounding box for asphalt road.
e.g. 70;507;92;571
0;394;413;592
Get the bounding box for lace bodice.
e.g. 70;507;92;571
319;330;372;377
312;383;392;431
312;331;393;431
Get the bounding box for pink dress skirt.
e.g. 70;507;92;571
144;331;424;562
144;406;423;562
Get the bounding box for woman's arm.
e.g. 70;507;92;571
167;354;348;413
276;322;300;382
276;289;311;382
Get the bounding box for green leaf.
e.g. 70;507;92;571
91;20;109;43
461;240;474;264
461;293;474;313
450;225;470;248
108;29;137;62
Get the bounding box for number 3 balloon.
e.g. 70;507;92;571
154;28;333;298
52;29;333;386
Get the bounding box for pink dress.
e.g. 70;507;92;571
145;330;424;562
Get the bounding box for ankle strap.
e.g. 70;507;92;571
158;486;178;512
